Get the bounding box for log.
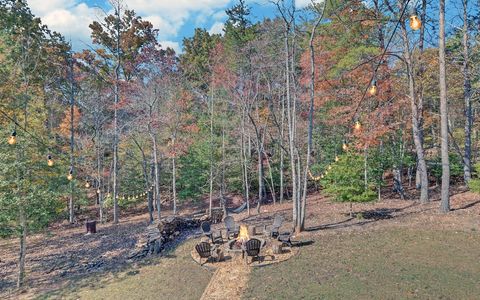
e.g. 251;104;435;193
86;221;97;234
272;241;284;254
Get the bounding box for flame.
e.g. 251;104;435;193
238;225;249;242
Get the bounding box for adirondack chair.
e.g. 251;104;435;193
263;215;284;238
201;221;223;244
195;242;213;265
224;216;239;239
244;238;262;264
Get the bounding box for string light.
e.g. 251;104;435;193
85;181;90;188
67;167;73;181
8;130;16;145
47;155;54;167
335;155;340;162
368;80;377;96
409;7;422;31
354;121;362;131
328;165;332;170
96;188;101;194
342;142;348;151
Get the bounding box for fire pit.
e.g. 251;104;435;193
226;224;265;255
192;223;298;268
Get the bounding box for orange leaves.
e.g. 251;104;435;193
58;105;81;138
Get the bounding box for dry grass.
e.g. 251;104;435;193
2;187;480;299
40;239;213;300
244;228;480;299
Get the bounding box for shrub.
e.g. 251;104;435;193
468;163;480;193
322;152;377;204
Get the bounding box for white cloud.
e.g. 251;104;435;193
209;22;225;35
28;0;233;49
30;1;98;47
159;40;181;54
123;0;231;38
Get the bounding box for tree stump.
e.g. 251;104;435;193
248;226;257;237
86;221;97;234
213;248;224;262
272;241;284;254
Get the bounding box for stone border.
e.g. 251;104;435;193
190;239;299;269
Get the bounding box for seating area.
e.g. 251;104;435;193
193;214;297;267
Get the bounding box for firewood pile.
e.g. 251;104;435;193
128;215;209;259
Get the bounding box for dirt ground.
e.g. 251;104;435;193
1;185;479;299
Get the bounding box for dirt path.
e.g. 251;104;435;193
200;261;251;300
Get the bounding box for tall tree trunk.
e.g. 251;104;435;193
300;3;325;232
221;126;227;217
133;138;153;223
151;133;161;220
69;56;75;224
241;107;250;215
112;2;121;224
280;93;285;203
256;142;264;214
17;207;26;288
439;0;450;212
208;88;215;217
172;136;177;215
401;19;429;204
265;154;277;204
415;0;427;189
284;17;298;231
462;0;473;183
97;140;104;223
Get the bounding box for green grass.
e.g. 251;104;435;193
243;228;480;300
42;239;213;300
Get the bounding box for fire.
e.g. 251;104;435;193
238;225;249;242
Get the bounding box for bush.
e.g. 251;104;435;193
468;163;480;193
322;152;377;203
429;153;464;182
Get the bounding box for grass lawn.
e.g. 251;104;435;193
41;239;213;300
243;228;480;300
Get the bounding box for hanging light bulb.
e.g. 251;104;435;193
67;168;73;181
368;80;378;96
85;181;90;188
354;121;362;131
8;130;17;145
325;171;329;176
47;155;54;167
409;8;422;31
97;188;101;194
342;142;348;151
335;155;340;162
320;174;324;179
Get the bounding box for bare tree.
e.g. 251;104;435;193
439;0;450;212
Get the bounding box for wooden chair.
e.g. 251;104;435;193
201;221;223;244
224;216;239;240
244;238;262;265
195;242;213;265
263;215;284;238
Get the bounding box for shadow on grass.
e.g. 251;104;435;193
305;202;420;232
453;200;480;211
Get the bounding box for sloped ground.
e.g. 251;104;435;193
244;228;480;299
1;186;479;299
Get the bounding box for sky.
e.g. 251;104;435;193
26;0;474;53
26;0;313;53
